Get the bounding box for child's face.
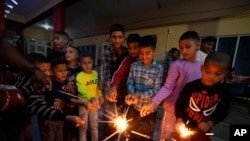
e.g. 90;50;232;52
65;47;78;62
52;64;68;83
139;46;155;67
54;34;68;50
110;31;125;49
35;63;52;77
201;62;227;86
79;57;93;74
179;39;200;62
201;41;215;54
127;42;139;58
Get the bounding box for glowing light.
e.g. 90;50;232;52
114;116;128;133
11;0;18;5
178;124;195;138
5;10;10;14
5;3;13;9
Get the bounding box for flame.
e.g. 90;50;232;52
178;124;195;137
114;116;128;133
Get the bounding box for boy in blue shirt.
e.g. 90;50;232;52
125;35;163;140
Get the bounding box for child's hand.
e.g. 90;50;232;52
65;115;85;127
91;97;99;110
125;93;140;105
66;81;76;94
197;121;214;132
85;102;96;112
140;101;156;117
106;86;117;102
53;98;63;110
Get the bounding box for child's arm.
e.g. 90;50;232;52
76;73;94;101
152;62;180;106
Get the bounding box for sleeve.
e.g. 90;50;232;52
127;65;135;94
26;95;66;121
152;61;180;106
76;73;93;101
101;48;111;82
175;84;191;119
141;66;163;98
210;87;230;125
111;57;129;86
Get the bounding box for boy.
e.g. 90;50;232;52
41;58;84;141
141;31;203;140
174;52;230;141
106;33;141;106
76;53;103;141
101;23;128;139
196;36;217;62
125;35;163;140
48;31;70;60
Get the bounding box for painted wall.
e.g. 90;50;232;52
23;27;53;42
73;13;250;64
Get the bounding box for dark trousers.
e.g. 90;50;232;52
126;106;157;141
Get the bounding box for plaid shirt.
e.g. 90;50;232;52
127;60;163;111
101;45;128;86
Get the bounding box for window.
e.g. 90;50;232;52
216;35;250;75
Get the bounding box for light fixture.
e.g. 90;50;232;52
5;3;13;9
5;10;10;14
11;0;18;5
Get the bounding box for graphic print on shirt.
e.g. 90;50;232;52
186;90;221;122
85;79;98;87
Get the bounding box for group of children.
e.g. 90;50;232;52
0;23;231;141
103;24;230;141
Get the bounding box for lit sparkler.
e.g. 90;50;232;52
178;124;195;138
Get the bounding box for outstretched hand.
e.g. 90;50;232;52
66;115;85;127
140;101;156;117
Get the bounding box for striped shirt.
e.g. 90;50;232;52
127;60;163;111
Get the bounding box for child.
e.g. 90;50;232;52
125;35;163;140
106;33;141;106
174;52;230;141
76;53;103;141
101;23;128;139
64;45;82;141
163;47;180;79
41;58;81;141
141;31;203;140
48;31;70;60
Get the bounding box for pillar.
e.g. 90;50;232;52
53;4;65;50
0;0;5;38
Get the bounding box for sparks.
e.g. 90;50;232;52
178;124;195;138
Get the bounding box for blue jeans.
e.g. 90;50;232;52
79;106;98;141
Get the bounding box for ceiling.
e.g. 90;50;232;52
5;0;175;32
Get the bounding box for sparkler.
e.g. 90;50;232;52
100;103;151;141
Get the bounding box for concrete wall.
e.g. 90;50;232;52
73;13;250;64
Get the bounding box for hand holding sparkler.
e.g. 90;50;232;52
90;97;100;111
106;86;118;102
125;93;140;105
140;101;156;117
66;115;85;127
197;121;214;132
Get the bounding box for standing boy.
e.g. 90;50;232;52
48;31;70;60
174;52;230;141
76;53;103;141
101;23;128;139
125;35;163;140
107;33;141;106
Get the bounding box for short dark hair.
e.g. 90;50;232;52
55;31;70;40
127;33;141;44
109;24;125;35
179;31;200;42
78;53;93;62
139;35;157;50
51;58;66;68
25;53;50;65
202;36;217;43
169;48;179;53
204;52;230;69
